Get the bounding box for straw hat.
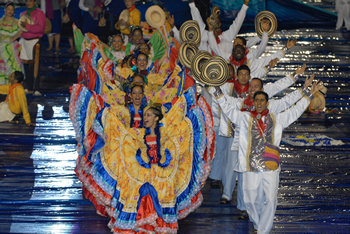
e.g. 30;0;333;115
145;5;166;29
208;6;221;29
179;20;201;47
309;85;327;113
44;18;52;34
199;56;228;86
254;11;277;38
118;9;130;30
178;42;199;69
191;50;212;82
18;15;34;32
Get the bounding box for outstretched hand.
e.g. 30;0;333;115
310;80;324;95
244;0;250;6
295;63;306;75
286;37;297;50
260;18;270;33
303;74;315;89
96;42;104;52
206;17;214;32
269;58;279;69
167;12;175;28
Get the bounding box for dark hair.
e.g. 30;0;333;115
5;2;15;8
131;26;143;36
236;36;246;46
253;91;269;101
137;43;150;51
108;34;124;46
130;84;144;93
136;51;149;61
132;73;145;82
13;71;24;83
251;78;263;88
237;65;250;75
227;63;234;70
148;106;163;125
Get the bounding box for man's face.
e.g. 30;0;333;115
124;0;134;9
253;94;268;113
232;45;245;60
26;0;36;9
237;69;250;86
228;65;234;80
248;79;263;99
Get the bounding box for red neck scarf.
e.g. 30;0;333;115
233;79;249;97
240;95;254;111
128;5;136;12
6;83;23;105
249;109;269;136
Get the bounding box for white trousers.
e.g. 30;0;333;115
0;102;15;122
243;170;279;234
336;0;350;30
209;126;228;180
221;148;238;200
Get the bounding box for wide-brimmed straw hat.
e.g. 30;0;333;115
178;42;199;69
18;15;34;32
145;5;166;29
254;11;277;38
179;20;201;47
118;9;130;30
199;56;228;86
191;50;212;82
208;6;221;29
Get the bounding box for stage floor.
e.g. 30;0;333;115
0;27;349;233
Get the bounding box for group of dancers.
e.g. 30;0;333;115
0;0;325;233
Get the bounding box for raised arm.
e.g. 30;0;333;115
212;87;242;126
263;63;306;98
278;80;322;128
269;74;315;113
221;1;249;42
247;19;270;59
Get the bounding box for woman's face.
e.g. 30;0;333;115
136;54;148;71
132;75;145;86
132;29;142;45
130;86;144;107
138;43;149;55
111;35;123;51
5;5;15;17
143;109;158;129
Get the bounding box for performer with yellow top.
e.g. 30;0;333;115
0;71;32;125
115;0;141;35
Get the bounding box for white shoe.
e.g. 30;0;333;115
25;89;34;94
33;91;42;96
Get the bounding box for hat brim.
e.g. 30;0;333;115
119;9;130;30
179;20;201;47
18;15;34;32
44;18;52;34
178;42;199;69
190;50;212;83
254;11;277;38
200;56;228;86
145;5;166;29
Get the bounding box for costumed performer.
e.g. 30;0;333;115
0;2;22;85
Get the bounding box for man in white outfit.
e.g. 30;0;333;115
213;74;322;234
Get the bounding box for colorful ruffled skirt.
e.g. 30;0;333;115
69;84;215;233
